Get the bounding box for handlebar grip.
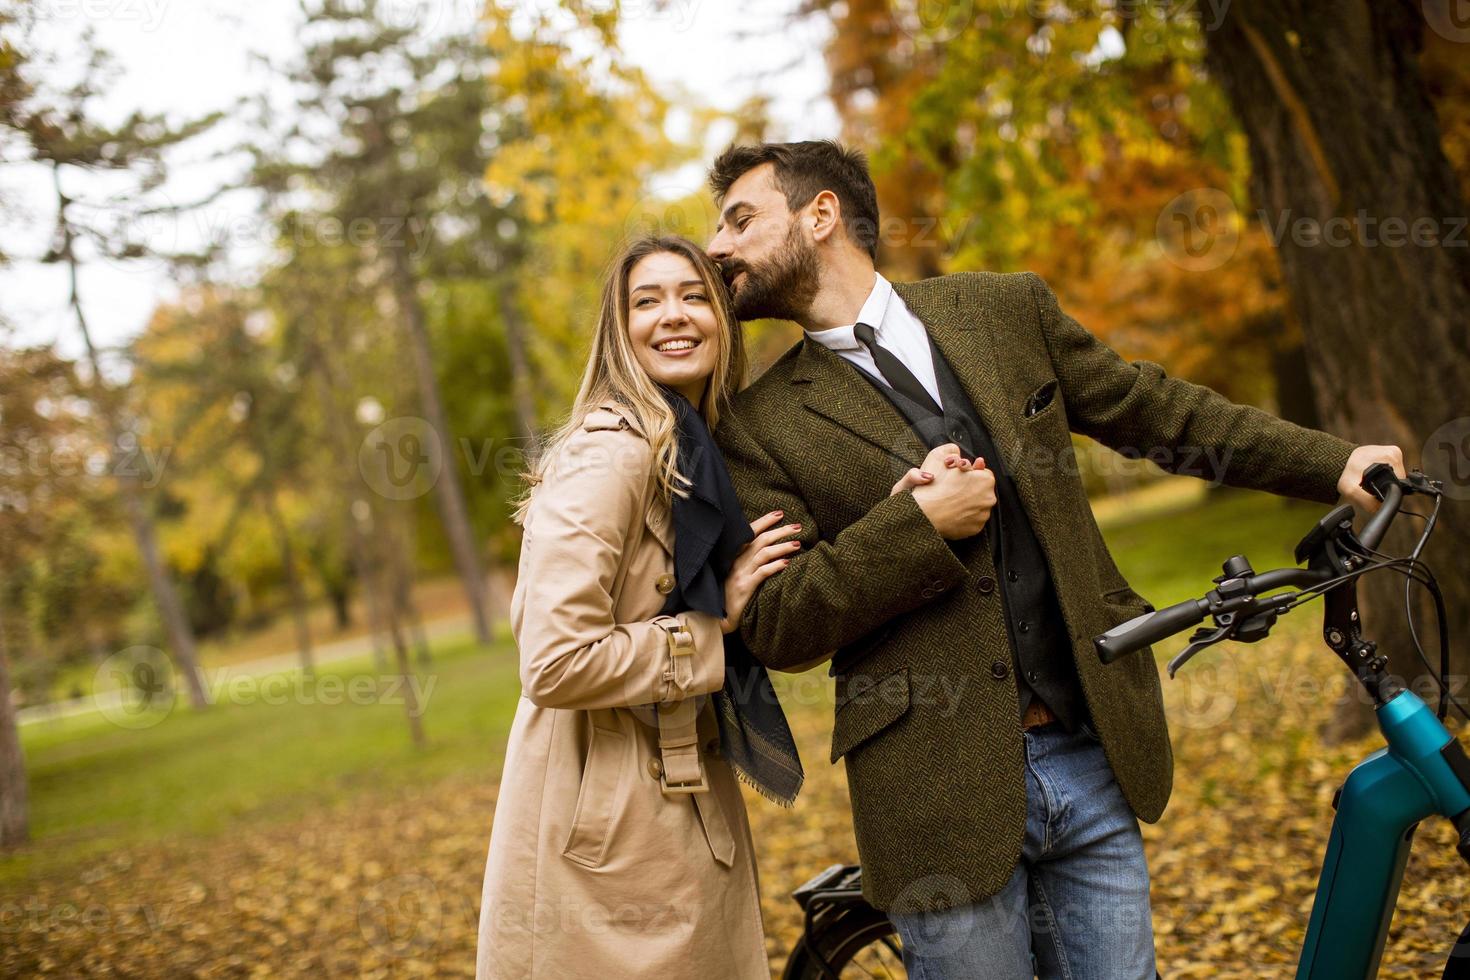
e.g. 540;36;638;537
1357;479;1403;552
1094;598;1207;664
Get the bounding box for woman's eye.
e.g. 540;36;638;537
684;292;707;303
633;297;656;308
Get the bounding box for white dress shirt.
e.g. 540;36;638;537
805;272;944;410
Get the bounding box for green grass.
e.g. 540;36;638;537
3;486;1332;887
3;634;524;885
1098;486;1331;610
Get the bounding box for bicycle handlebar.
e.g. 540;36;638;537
1094;463;1411;665
1095;598;1207;665
1358;479;1403;552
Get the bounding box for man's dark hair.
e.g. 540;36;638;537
708;140;880;260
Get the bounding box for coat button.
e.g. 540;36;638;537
1008;569;1019;582
990;660;1010;680
647;757;664;779
655;573;675;594
976;575;996;594
1017;619;1030;634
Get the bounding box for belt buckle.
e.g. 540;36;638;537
1023;701;1055;729
659;768;709;795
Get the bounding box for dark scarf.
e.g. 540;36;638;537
655;386;804;807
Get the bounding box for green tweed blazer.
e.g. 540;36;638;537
714;271;1356;915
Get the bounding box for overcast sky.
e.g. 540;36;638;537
0;0;838;357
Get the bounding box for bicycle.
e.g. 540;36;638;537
781;463;1470;979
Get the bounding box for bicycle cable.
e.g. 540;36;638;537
1274;550;1465;722
1344;494;1459;721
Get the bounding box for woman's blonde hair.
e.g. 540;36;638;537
512;234;748;524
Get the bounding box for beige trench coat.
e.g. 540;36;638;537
476;401;770;980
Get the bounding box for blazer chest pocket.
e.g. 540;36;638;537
830;667;911;764
562;723;628;868
1022;379;1059;418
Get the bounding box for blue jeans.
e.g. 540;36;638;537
887;721;1156;980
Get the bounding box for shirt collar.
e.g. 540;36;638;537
804;272;893;353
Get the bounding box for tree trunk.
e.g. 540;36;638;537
373;504;428;747
387;242;492;646
1205;1;1470;738
0;595;29;849
121;472;211;709
498;286;539;444
385;601;427;749
302;323;393;674
54;164;209;711
262;488;314;677
1270;332;1322;431
353;521;391;675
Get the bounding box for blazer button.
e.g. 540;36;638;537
976;575;996;594
990;660;1010;680
655;573;676;595
647;757;664;779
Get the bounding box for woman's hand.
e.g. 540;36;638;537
721;509;801;635
890;466;935;496
890;450;984;496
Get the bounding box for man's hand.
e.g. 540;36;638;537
1338;444;1406;512
909;443;996;539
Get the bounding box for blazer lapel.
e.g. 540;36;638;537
891;280;1039;512
794;336;929;469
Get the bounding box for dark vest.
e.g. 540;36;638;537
845;333;1086;731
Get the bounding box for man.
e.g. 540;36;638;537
705;140;1404;979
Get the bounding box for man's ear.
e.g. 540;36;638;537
808;189;843;245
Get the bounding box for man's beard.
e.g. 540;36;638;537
721;221;820;323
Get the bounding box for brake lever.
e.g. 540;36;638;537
1167;621;1236;677
1166;605;1281;678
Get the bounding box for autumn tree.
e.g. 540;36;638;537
131;287;325;677
249;0;502;645
4;25;232;709
1203;0;1470;733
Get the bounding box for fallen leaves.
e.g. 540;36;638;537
1;615;1465;977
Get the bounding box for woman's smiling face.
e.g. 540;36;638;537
625;250;721;406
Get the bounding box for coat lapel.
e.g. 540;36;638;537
590;400;676;556
890;279;1040;518
794;336;929;469
790;277;1042;515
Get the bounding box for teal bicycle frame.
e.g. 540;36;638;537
1096;466;1470;979
1297;689;1470;978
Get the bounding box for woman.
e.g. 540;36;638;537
475;235;806;979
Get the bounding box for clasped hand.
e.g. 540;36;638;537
890;442;996;540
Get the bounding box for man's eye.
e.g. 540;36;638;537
738;216;752;231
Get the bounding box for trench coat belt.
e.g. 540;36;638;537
655;696;736;867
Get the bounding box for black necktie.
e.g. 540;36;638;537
853;321;942;417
